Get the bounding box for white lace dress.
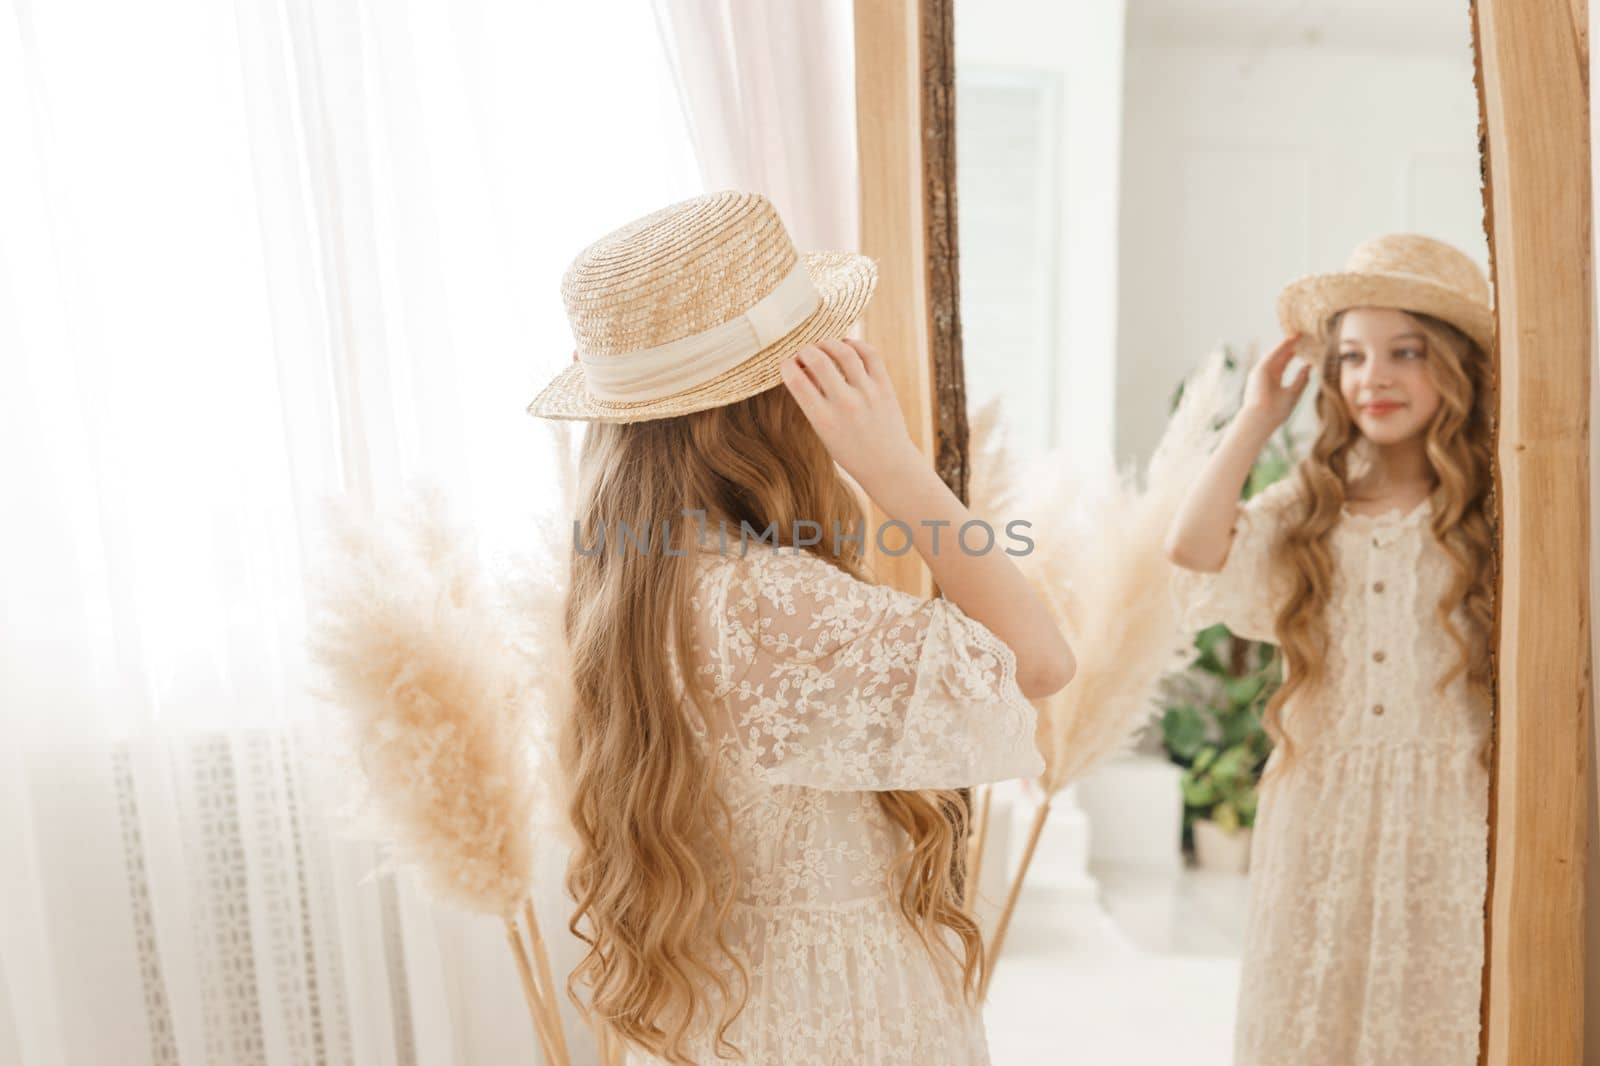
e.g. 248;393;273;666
1173;478;1490;1066
628;547;1044;1066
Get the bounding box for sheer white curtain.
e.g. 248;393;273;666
650;0;858;253
0;1;695;1064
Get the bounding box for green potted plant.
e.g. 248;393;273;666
1160;627;1278;872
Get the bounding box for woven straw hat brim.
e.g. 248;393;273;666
528;251;877;424
1277;271;1495;355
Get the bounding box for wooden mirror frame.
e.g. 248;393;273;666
854;0;967;599
856;1;1594;1062
1475;2;1591;1063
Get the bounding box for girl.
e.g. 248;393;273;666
1165;233;1495;1066
528;190;1074;1065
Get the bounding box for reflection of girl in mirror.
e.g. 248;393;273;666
1165;235;1494;1066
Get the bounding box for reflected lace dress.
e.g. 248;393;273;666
1173;479;1490;1066
628;547;1044;1065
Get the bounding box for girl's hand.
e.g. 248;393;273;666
785;340;1075;697
779;339;923;498
1240;334;1311;433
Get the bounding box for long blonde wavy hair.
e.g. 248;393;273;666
560;383;982;1063
1264;309;1495;773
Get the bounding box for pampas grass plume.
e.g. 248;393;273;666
306;485;549;918
971;351;1234;794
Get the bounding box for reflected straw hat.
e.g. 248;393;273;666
1277;233;1494;354
527;190;879;423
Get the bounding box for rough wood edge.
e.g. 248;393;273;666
1469;8;1500;1062
920;0;970;508
916;0;976;901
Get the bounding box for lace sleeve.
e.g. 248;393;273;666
1171;478;1297;645
695;549;1045;792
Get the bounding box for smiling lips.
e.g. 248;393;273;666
1362;401;1405;416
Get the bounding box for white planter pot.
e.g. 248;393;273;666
1012;786;1095;898
1074;754;1186;871
1192;819;1252;875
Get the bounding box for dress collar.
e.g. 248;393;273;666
1340;496;1432;546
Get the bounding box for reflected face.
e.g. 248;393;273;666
1335;308;1442;446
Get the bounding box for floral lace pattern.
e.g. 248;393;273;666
628;548;1043;1065
1172;479;1491;1066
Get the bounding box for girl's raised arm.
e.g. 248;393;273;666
1165;335;1308;573
780;339;1075;701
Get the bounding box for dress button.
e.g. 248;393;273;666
1373;581;1385;593
1372;703;1386;716
1373;650;1387;663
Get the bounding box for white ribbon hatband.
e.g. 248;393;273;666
578;262;821;402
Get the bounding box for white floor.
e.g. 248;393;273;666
1091;862;1252;958
983;863;1249;1065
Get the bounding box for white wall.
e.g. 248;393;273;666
955;0;1126;464
1116;26;1483;465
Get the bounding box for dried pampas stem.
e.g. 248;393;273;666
506;917;560;1065
964;785;993;909
597;1024;625;1066
523;899;570;1065
979;796;1051;1001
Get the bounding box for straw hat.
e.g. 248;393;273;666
527;190;878;423
1277;234;1494;354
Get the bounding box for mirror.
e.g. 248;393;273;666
952;2;1493;1062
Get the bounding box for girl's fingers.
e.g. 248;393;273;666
1251;337;1292;382
780;354;824;416
1266;333;1302;370
798;343;849;397
817;339;867;386
789;345;825;393
843;338;888;384
1250;335;1304;393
